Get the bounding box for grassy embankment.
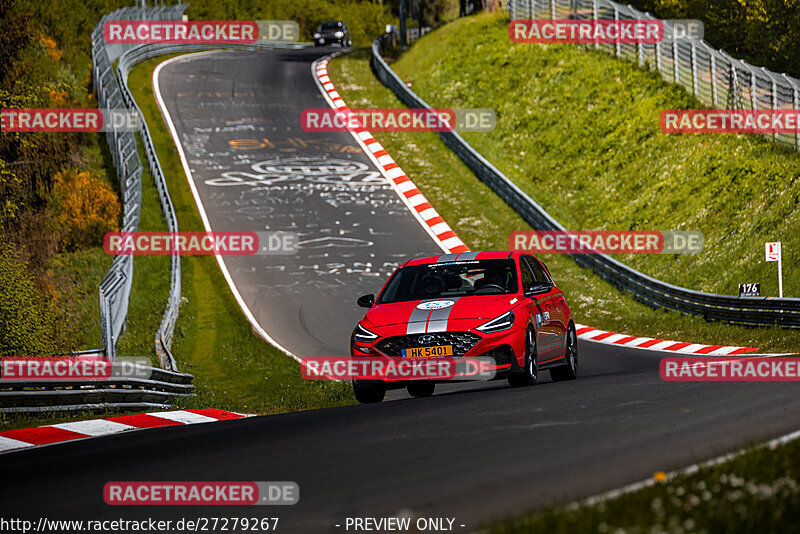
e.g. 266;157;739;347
327;12;800;353
488;434;800;533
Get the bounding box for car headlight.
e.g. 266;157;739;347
354;323;378;343
314;33;321;39
334;31;344;38
476;311;515;333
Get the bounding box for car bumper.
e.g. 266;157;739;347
350;325;525;385
316;37;345;46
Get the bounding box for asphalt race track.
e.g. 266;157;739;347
153;47;442;357
3;48;800;532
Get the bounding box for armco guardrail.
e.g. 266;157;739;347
115;39;310;368
93;5;310;369
371;37;800;327
91;4;188;364
508;0;800;153
0;364;194;414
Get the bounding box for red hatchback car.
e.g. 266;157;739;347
351;251;578;403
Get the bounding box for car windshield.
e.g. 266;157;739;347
319;22;343;30
378;259;519;304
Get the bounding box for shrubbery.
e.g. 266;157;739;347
0;243;55;356
50;169;120;250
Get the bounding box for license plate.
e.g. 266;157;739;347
402;345;453;358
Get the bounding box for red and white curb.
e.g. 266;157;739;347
312;57;468;255
0;409;248;454
316;55;765;357
575;323;758;355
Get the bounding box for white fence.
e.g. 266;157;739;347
509;0;800;152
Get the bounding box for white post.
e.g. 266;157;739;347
691;42;698;96
710;53;718;108
767;242;784;298
655;40;661;74
673;36;679;84
772;77;778;141
637;39;643;68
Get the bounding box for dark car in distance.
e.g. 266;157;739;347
314;21;352;47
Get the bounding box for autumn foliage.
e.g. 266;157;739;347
50;169;120;250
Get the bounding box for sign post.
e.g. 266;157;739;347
765;242;783;298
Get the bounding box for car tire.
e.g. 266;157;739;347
508;327;537;387
550;323;578;381
407;382;435;398
353;381;386;403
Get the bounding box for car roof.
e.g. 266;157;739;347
403;251;522;267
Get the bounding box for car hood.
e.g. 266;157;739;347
362;294;522;329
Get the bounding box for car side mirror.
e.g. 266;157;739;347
525;282;552;297
357;294;375;308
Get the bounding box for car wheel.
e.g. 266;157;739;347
508;327;537;387
407;382;435;398
353;381;386;403
550;323;578;381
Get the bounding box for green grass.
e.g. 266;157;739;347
486;435;800;533
327;46;800;353
126;54;353;414
390;12;800;300
47;246;108;351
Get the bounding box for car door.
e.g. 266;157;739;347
520;256;557;360
524;256;567;363
530;257;568;362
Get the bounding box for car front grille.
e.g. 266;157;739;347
376;332;481;357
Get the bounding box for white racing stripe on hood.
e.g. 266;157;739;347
406;297;461;334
